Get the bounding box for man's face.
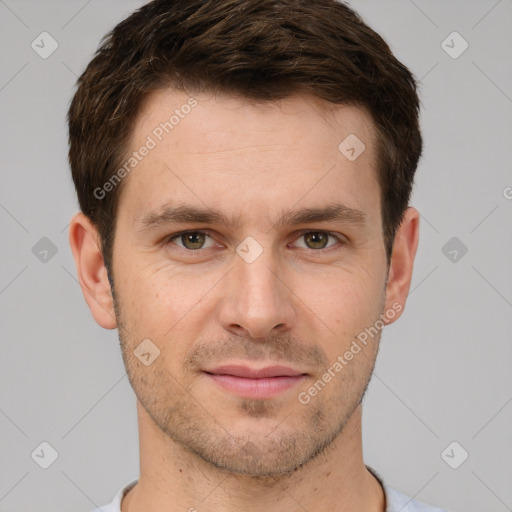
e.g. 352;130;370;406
111;89;391;476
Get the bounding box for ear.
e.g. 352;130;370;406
68;212;117;329
383;206;420;325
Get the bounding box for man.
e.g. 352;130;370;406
67;0;450;511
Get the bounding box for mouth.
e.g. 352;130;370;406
202;364;308;399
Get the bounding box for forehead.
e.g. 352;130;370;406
118;88;380;230
132;88;376;149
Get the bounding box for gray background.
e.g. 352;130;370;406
1;1;511;511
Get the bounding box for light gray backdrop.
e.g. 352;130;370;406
1;1;511;511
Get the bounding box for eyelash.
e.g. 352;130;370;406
163;230;345;255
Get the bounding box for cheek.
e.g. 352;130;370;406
293;268;384;352
296;265;381;318
122;258;178;305
119;262;218;341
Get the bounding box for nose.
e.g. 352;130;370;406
216;245;297;340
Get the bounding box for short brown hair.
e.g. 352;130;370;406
67;0;422;276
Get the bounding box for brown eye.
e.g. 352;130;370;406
168;231;213;250
294;231;341;251
303;232;329;249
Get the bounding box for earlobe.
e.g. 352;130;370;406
68;212;117;329
383;207;420;325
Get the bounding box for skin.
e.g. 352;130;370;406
69;89;419;512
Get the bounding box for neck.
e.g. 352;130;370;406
122;401;385;512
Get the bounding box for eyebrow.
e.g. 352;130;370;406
136;202;367;232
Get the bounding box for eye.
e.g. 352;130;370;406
292;231;343;251
163;229;344;254
166;230;215;251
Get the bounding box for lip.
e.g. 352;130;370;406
205;364;306;379
203;364;308;399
